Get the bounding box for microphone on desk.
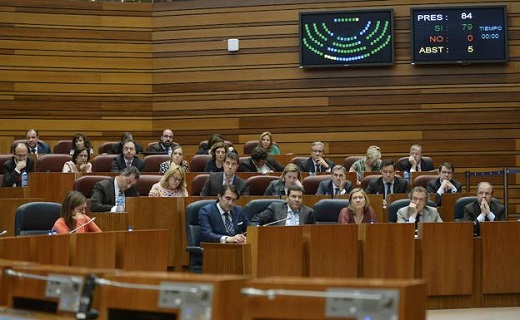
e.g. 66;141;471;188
262;217;289;227
0;230;7;236
70;217;96;234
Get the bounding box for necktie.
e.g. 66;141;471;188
415;213;421;230
334;188;339;196
31;148;36;154
224;212;235;236
167;147;172;155
225;178;231;185
385;182;392;198
126;160;131;167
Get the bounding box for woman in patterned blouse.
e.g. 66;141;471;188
149;165;188;197
159;145;189;173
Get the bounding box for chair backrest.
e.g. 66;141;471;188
185;199;214;273
15;202;62;236
0;154;13;174
37;154;72;172
313;199;349;224
243;140;259;155
290;156;307;171
360;174;382;190
91;154;118;172
244;199;286;221
137;174;162;196
388;199;410;223
143;154;170;172
413;174;438;188
302;175;330;195
98;141;118;155
74;175;111;198
190;154;211;172
454;196;477;221
191;174;210;196
53;140;72;154
343;156;364;170
245;175;279;195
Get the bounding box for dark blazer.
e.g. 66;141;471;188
199;201;249;242
108;142;143;155
463;199;505;222
264;180;287;196
365;176;410;195
146;141;179;153
238;158;284;173
90;177;139;212
26;141;51;154
397;158;434;172
252;202;315;226
426;178;463;206
316;179;352;196
200;172;249;196
111;154;145;173
2;157;35;187
204;159;223;173
300;157;335;173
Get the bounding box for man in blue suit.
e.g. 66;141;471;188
25;129;51;155
199;184;249;243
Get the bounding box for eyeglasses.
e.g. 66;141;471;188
162;135;173;138
312;149;324;153
441;171;453;175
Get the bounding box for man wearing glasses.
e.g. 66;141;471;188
147;129;178;155
426;162;462;206
3;142;35;187
300;141;335;173
397;186;442;226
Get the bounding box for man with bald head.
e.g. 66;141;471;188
3;142;35;187
463;182;505;222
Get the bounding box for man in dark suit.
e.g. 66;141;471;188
252;185;315;226
365;160;409;206
199;184;249;243
2;142;35;187
300;141;334;173
397;144;434;172
201;152;249;196
90;166;140;212
316;165;352;196
25;129;51;155
427;162;462;206
238;147;284;173
146;129;179;154
111;140;145;172
463;182;505;222
108;132;143;154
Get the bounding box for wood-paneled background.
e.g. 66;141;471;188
0;0;519;214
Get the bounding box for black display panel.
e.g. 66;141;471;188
411;5;507;64
299;9;394;68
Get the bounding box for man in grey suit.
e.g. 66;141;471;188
252;185;315;226
200;152;249;196
316;165;352;196
397;186;442;226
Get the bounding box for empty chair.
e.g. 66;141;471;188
343;156;364;171
191;173;210;196
244;199;286;221
453;196;477;221
15;202;62;236
190;154;211;172
185;199;214;273
91;154;118;172
313;199;349;224
412;174;438;188
97;141;118;155
143;154;170;172
37;154;72;172
137;174;162;196
53;140;73;154
302;175;330;195
245;175;279;195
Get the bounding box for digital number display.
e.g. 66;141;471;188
411;6;507;64
299;9;394;68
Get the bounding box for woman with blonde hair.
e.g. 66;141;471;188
149;165;188;197
338;188;376;224
159;145;189;173
259;131;280;155
349;145;382;183
264;163;302;196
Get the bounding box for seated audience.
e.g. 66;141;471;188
149;166;188;197
349;145;382;184
300;141;334;173
159;145;189;173
252;185;315;226
199;184;249;243
238;147;284;173
259;131;280;155
2;142;35;187
53;191;101;234
397;186;442;226
338;188;376;224
201;152;249;196
316;165;352;196
111;140;145;172
90;166;140;212
397;144;434;172
196;133;237;155
264;163;303;196
26;129;51;155
365;159;409;207
147;129;178;154
204;141;226;173
463;182;505;223
108;132;143;154
426;162;462;206
70;133;94;156
62;148;92;173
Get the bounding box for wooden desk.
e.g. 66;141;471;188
88;212;128;231
29;172;76;203
0;259;35;306
440;192;474;222
243;277;426;320
367;193;384;222
201;242;251;275
0;187;31;198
